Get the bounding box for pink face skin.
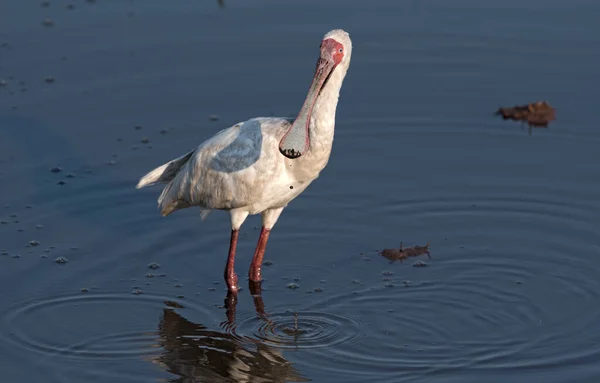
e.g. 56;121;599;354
278;38;345;159
321;38;345;67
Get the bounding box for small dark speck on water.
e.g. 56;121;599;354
29;240;40;247
145;273;155;278
41;0;50;6
314;287;323;292
40;255;47;259
36;225;43;229
55;256;69;264
413;261;428;267
65;173;75;178
45;77;55;84
42;18;54;27
1;251;8;256
263;260;273;266
148;262;160;270
107;160;117;165
402;280;412;287
159;129;168;135
50;167;62;173
134;126;142;130
382;271;394;276
57;180;66;185
209;115;219;121
384;282;395;288
17;228;24;232
141;138;149;144
12;254;21;259
174;283;182;288
287;283;299;289
132;289;142;295
66;4;75;10
0;221;8;225
208;287;216;291
0;79;7;87
81;288;88;293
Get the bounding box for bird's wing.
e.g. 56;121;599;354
160;118;292;212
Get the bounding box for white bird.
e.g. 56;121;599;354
136;29;352;293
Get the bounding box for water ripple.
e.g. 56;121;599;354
0;292;209;360
226;310;364;350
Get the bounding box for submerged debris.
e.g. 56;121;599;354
282;312;306;336
379;242;431;263
496;101;556;127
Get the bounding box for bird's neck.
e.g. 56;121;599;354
304;66;347;165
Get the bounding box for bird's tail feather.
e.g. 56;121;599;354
136;151;194;189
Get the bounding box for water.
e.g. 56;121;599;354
1;0;599;382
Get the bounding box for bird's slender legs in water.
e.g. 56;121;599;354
249;227;271;282
224;229;240;293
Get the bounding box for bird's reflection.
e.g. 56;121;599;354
156;281;308;382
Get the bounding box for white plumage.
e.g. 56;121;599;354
137;29;352;292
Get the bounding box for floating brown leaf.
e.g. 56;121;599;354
379;242;431;263
496;100;556;127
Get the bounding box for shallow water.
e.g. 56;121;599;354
1;0;600;382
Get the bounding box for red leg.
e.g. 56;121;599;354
248;227;271;282
224;229;239;293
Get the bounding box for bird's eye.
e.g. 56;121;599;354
338;48;343;53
